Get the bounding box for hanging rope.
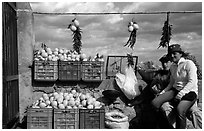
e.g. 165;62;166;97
32;11;202;15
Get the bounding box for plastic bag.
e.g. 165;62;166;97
115;65;140;100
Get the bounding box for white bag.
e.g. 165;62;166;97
115;65;140;100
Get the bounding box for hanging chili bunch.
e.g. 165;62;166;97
124;20;139;49
158;20;172;49
68;18;82;54
127;53;134;67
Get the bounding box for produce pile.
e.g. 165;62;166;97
33;45;104;62
31;86;104;109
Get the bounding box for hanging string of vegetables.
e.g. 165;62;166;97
68;18;82;54
158;20;172;49
124;19;139;66
124;20;139;49
127;53;134;67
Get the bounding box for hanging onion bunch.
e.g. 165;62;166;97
124;20;139;49
68;18;82;54
158;20;172;48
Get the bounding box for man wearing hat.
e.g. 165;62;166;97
151;44;199;129
150;54;172;94
158;52;202;129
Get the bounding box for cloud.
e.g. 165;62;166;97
30;2;202;66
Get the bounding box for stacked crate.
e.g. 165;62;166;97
81;61;104;81
27;108;105;129
34;61;58;81
54;109;79;129
32;59;105;129
27;108;53;129
79;108;105;129
58;61;81;81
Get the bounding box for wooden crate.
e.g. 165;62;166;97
34;61;58;81
27;108;53;129
54;109;79;129
58;61;81;81
79;108;105;129
81;61;104;81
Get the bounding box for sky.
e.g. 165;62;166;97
30;2;202;67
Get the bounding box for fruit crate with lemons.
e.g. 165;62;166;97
27;108;53;129
58;61;81;81
54;109;79;129
81;60;104;81
79;108;105;129
34;60;58;81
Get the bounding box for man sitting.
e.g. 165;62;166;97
153;54;202;129
130;53;202;129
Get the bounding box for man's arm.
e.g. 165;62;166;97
179;60;197;96
160;69;174;94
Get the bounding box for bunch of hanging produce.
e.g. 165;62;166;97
158;20;172;48
124;20;139;49
68;18;82;54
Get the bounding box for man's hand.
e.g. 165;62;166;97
161;102;174;112
152;84;162;94
159;90;165;95
175;91;185;100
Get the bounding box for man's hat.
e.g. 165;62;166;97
168;44;184;55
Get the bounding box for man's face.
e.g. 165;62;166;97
162;61;172;70
171;52;182;63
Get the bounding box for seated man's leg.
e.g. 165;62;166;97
161;102;176;128
188;102;202;129
152;90;175;109
151;90;176;128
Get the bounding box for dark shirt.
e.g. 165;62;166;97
150;70;170;92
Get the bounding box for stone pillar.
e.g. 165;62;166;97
17;2;34;123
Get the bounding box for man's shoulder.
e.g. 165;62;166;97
185;59;194;64
184;59;196;68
